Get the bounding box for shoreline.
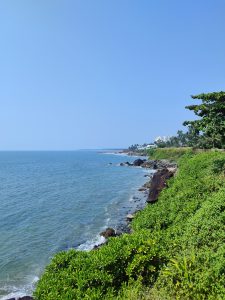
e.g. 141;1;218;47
77;153;154;251
85;153;177;249
3;152;151;300
4;152;177;300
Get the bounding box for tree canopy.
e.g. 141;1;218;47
183;91;225;149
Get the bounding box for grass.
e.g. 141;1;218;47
147;147;196;161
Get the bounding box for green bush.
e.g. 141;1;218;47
212;158;225;174
34;151;225;299
147;147;196;161
34;230;164;299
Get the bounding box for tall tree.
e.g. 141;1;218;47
183;92;225;149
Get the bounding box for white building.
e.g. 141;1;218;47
137;144;156;150
154;136;170;143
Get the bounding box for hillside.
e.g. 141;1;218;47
34;149;225;300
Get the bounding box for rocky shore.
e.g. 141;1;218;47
119;158;177;203
9;156;177;300
119;157;176;169
7;297;33;300
96;156;177;245
117;149;148;156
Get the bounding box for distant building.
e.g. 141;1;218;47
146;144;156;149
154;136;170;143
137;144;156;150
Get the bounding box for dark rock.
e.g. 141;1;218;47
120;161;133;167
153;162;159;169
100;227;116;238
125;151;147;156
117;224;131;234
133;159;145;166
144;174;151;177
140;159;177;170
7;297;34;300
155;160;177;169
147;168;175;203
141;160;157;169
139;187;147;191
143;181;152;189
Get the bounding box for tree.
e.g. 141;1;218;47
183;92;225;149
185;126;201;148
128;144;139;151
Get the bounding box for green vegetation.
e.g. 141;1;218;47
34;90;225;299
154;129;200;148
184;91;225;149
155;91;225;149
147;147;195;161
34;150;225;299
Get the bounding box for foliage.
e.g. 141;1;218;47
147;147;196;161
34;150;225;299
183;91;225;149
34;230;164;299
128;144;139;151
133;151;225;299
212;157;225;174
154;128;203;149
155;91;225;149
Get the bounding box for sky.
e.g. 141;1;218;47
0;0;224;150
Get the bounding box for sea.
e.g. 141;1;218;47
0;151;152;299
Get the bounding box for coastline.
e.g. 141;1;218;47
78;152;177;250
77;152;154;250
4;152;177;300
33;149;180;299
2;152;153;300
91;152;177;246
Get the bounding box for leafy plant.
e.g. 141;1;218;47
184;91;225;149
34;150;225;300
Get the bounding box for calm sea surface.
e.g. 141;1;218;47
0;151;151;299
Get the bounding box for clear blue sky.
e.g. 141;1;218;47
0;0;224;150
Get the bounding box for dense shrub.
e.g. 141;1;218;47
147;147;196;161
34;150;225;300
34;230;164;299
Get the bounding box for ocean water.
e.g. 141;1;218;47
0;151;152;299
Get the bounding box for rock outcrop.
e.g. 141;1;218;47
100;227;116;238
133;159;146;166
7;297;34;300
147;168;175;203
119;157;177;205
119;161;133;166
119;158;177;170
